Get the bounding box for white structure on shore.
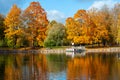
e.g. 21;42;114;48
66;46;85;53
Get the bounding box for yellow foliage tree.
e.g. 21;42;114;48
66;9;110;45
66;10;97;45
88;9;109;45
4;4;23;48
116;14;120;44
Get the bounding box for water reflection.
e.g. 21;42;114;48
0;53;120;80
0;53;48;80
66;51;86;58
46;54;68;80
67;53;120;80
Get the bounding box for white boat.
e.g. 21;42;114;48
66;46;85;53
66;48;75;52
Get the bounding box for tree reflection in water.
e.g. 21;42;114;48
0;53;48;80
23;53;48;80
0;53;120;80
67;53;120;80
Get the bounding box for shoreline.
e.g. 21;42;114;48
0;47;120;54
86;47;120;53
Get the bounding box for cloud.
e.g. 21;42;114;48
47;10;66;24
88;0;118;10
0;0;67;24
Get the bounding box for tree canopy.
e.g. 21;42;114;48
1;2;120;48
44;21;66;47
4;4;22;48
22;2;48;47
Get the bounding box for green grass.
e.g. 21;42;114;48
45;46;71;49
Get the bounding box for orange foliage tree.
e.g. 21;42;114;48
66;10;98;45
74;10;97;44
4;4;23;48
88;9;109;45
66;9;110;45
22;2;48;47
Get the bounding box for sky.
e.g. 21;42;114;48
0;0;119;23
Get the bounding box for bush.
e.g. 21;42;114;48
7;39;15;48
44;39;56;47
0;40;4;47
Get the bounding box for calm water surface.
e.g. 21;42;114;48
0;52;120;80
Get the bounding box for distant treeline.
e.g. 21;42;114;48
0;2;120;48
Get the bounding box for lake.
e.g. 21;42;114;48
0;52;120;80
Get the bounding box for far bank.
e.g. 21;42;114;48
0;47;120;54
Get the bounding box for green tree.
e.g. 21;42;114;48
46;20;57;34
0;14;5;39
0;14;6;47
44;22;66;47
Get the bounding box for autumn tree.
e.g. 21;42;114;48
111;3;120;45
66;9;112;46
22;2;48;47
44;21;66;47
66;10;97;45
116;14;120;44
66;17;81;45
117;27;120;44
4;4;23;48
88;9;110;46
100;5;114;45
74;10;97;45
